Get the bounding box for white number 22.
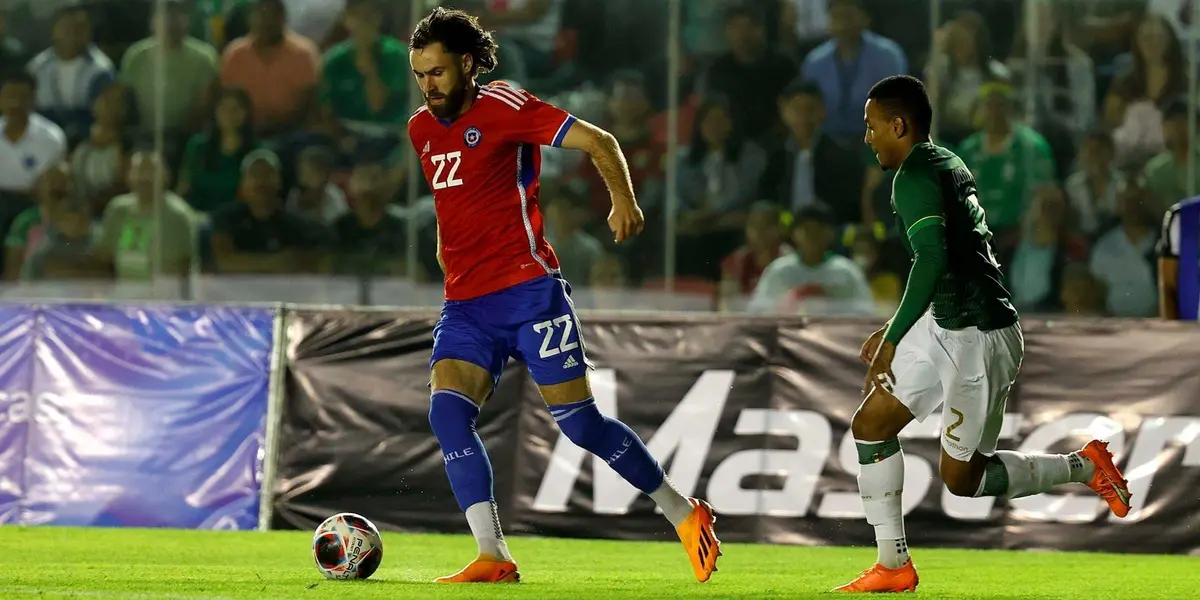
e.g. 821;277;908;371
533;314;578;359
430;151;464;190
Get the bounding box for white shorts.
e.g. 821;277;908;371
891;311;1024;462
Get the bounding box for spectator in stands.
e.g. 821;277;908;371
120;0;220;143
318;0;409;129
26;6;115;145
1105;13;1185;166
20;194;100;282
326;156;409;277
675;97;767;278
699;5;798;141
760;78;865;224
286;145;347;225
800;0;906;141
1059;262;1106;316
176;87;261;215
1065;129;1126;239
746;203;873;315
1008;2;1097;144
1143;98;1199;218
719;201;790;297
543;184;602;286
779;0;830;58
1008;185;1087;313
210;149;323;274
1089;176;1160;317
4;161;72;281
583;71;664;218
71;83;128;213
477;0;565;81
956;81;1056;239
0;70;67;206
924;10;1007;146
847;225;902;314
94;150;197;280
220;0;320;137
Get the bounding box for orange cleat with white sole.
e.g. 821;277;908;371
1078;439;1132;518
676;498;721;582
832;560;919;593
434;554;520;584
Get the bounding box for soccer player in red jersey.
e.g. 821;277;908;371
407;8;720;584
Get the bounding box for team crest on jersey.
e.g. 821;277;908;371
464;126;482;148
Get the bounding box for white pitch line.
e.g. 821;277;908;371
0;587;304;600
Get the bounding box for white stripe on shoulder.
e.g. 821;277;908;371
485;85;526;105
408;105;429;123
479;89;522;111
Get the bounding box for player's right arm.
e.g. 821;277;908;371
882;171;948;345
1158;205;1180;320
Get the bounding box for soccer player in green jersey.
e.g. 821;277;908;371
834;75;1134;594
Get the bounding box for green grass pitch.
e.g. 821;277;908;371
0;527;1195;599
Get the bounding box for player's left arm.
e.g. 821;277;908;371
559;119;637;208
882;173;948;345
508;89;642;240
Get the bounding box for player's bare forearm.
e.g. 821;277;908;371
560;119;636;208
1159;257;1179;319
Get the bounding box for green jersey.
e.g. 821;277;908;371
884;142;1017;343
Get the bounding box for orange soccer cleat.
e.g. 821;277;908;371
434;554;520;584
676;498;721;582
832;560;919;593
1078;439;1132;518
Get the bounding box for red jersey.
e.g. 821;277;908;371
408;82;576;301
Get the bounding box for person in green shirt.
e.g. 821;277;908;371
1143;98;1200;217
835;75;1131;594
4;162;73;282
954;81;1056;235
319;0;410;127
120;0;220;139
175;87;261;214
95;149;198;280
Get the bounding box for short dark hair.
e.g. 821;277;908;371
867;75;933;137
410;7;499;75
793;203;836;228
52;5;88;25
0;70;36;90
780;78;823;103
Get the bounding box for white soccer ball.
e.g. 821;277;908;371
312;512;384;580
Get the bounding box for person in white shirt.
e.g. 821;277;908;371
748;203;874;315
25;5;116;144
0;70;68;238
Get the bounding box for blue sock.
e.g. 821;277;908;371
550;398;665;494
428;390;494;511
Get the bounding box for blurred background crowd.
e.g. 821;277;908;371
0;0;1194;316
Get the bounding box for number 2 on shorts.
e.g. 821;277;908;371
945;408;965;442
533;314;577;359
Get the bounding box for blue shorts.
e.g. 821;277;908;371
431;275;593;391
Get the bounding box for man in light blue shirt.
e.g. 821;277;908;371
800;0;907;139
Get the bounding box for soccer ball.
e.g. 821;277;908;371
312;512;384;580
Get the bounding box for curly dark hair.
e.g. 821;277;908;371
409;7;499;75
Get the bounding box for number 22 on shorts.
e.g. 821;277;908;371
533;314;578;359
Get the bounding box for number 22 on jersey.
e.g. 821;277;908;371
431;152;464;190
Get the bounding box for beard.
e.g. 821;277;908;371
426;79;469;119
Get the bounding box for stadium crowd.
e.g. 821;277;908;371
0;0;1192;317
